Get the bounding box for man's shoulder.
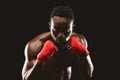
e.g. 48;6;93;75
28;31;51;50
29;32;51;43
72;32;88;48
25;32;51;59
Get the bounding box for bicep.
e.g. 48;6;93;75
22;40;43;76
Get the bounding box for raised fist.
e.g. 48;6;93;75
69;36;89;55
37;40;58;63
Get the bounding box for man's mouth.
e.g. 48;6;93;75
56;37;66;43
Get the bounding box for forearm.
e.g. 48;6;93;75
77;54;94;80
86;55;94;78
23;60;43;80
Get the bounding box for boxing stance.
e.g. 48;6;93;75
22;6;94;80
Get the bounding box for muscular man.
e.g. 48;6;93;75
22;6;94;80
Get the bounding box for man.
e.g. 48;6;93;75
22;6;94;80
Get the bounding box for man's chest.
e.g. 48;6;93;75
47;49;76;67
41;50;77;80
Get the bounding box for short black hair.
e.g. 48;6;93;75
50;6;74;20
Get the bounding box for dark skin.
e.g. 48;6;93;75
22;16;94;80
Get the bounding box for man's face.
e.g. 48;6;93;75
50;16;74;44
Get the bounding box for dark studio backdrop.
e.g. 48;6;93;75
1;0;119;80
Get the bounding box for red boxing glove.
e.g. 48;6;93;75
69;36;89;55
37;40;58;64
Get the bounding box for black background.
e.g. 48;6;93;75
1;0;119;80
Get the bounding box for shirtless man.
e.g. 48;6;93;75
22;6;94;80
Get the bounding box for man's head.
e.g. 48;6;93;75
49;6;75;45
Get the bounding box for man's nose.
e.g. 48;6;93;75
57;32;65;38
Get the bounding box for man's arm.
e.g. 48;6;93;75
22;41;43;80
22;38;58;80
75;34;94;77
70;34;94;79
